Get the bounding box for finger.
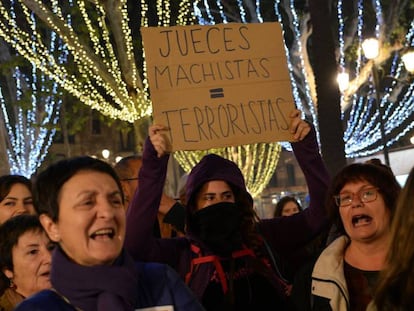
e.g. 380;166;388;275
293;121;310;141
149;124;169;137
288;109;302;133
289;109;301;118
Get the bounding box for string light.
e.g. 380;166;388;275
0;0;63;177
1;0;413;174
193;0;414;161
0;0;151;123
337;0;414;158
0;66;60;177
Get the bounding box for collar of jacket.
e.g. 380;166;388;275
311;235;350;310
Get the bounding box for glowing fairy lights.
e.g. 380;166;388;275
338;0;414;158
0;0;64;176
1;0;413;179
194;0;414;159
0;0;151;123
0;65;62;177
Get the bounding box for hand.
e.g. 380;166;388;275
159;192;177;215
149;124;172;157
289;109;310;142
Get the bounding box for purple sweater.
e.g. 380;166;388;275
124;126;330;299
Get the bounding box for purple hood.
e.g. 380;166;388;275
185;154;254;214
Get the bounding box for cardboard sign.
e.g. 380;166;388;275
142;22;295;151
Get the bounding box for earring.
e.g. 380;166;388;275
9;278;16;290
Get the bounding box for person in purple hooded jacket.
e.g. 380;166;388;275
125;109;331;310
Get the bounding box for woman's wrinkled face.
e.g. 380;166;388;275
338;181;390;243
195;180;235;211
0;183;34;225
281;201;300;216
4;230;53;298
49;171;125;266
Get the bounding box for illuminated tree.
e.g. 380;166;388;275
0;41;63;177
0;1;197;136
0;0;282;196
2;0;411;191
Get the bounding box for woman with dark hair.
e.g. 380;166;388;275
15;156;203;311
125;109;331;310
366;166;414;311
0;175;34;225
274;196;303;217
292;162;401;311
0;215;53;311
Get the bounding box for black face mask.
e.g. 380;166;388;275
190;202;243;256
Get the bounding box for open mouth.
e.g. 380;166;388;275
90;228;115;240
39;271;50;277
352;214;372;227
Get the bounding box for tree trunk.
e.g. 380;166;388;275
308;0;347;177
61;97;72;158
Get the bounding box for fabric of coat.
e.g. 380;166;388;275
124;125;330;310
14;246;204;311
310;236;351;311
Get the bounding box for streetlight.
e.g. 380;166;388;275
101;149;110;160
337;71;350;93
361;40;414;167
362;38;390;167
337;39;414;167
402;50;414;73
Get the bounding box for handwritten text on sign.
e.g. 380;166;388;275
142;22;295;151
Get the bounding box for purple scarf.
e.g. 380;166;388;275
51;246;138;311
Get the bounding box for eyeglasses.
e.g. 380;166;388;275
120;178;139;182
334;187;379;207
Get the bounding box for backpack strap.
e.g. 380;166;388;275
185;244;256;294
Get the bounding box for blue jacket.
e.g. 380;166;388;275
14;261;204;311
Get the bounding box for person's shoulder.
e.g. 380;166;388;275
135;261;174;280
135;261;185;290
14;289;76;311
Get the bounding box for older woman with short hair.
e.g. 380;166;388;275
0;214;53;311
15;156;203;311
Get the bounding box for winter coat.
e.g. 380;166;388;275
124;125;330;302
310;236;351;311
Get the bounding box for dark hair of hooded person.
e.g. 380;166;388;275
32;156;124;221
326;163;401;238
0;215;44;294
0;175;32;202
273;196;303;217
